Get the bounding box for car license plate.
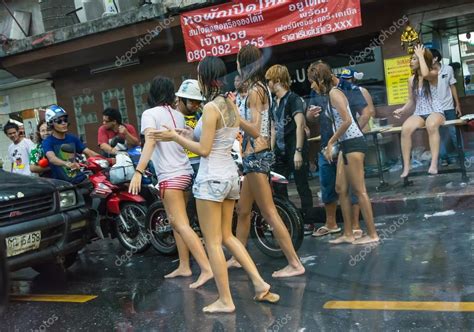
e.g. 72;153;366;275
6;231;41;257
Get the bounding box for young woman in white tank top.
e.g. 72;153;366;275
151;56;279;314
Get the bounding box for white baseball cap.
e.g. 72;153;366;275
175;79;205;101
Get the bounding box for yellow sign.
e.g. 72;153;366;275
384;56;412;106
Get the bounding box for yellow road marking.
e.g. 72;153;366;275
324;301;474;312
11;294;97;303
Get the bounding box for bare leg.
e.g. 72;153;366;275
246;172;305;278
400;116;424;178
351;204;362;238
162;190;213;288
220;200;278;301
197;199;235;313
164;231;192;278
426;113;446;174
343;153;379;245
330;152;355;244
227;177;254;269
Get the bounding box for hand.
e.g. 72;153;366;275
110;148;118;155
307;105;322;119
175;126;194;140
324;143;334;163
455;105;462;117
294;152;303;170
65;161;80;170
414;44;425;59
393;108;404;119
128;172;142;195
309;161;317;172
147;126;177;142
225;91;236;103
118;125;128;135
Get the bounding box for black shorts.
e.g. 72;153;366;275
340;137;367;162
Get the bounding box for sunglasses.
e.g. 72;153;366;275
187;99;202;107
53;117;68;125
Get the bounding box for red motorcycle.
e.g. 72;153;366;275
83;156;150;253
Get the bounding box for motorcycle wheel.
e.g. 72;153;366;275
0;247;8;314
250;196;304;258
115;203;150;254
145;201;177;255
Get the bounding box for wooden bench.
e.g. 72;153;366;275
307;119;470;189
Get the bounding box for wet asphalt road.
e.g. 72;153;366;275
2;211;474;331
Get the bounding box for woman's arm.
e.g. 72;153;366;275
150;103;219;158
128;128;156;195
415;45;438;83
394;76;416;118
294;113;305;169
30;165;49;174
358;87;375;129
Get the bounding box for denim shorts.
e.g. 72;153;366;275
193;177;240;202
318;152;358;205
242;150;275;175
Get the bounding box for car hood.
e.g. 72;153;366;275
0;171;73;202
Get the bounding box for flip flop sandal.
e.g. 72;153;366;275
353;229;363;239
254;290;280;304
312;226;341;237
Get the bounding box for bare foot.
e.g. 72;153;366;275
189;271;213;289
203;298;235;313
253;282;280;303
164;267;192;279
400;169;409;178
226;257;242;269
353;229;363;239
428;167;438;175
329;235;355;244
272;264;305;278
352;235;380;245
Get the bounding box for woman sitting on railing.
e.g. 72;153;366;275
394;45;445;177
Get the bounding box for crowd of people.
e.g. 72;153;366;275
1;44;463;313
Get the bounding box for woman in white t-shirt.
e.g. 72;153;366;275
150;57;279;313
129;76;212;289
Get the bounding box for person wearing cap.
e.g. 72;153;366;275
42;105;99;184
98;108;140;157
175;79;206;173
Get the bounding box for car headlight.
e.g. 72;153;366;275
59;190;77;209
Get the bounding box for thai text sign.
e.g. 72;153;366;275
181;0;362;62
384;55;412;105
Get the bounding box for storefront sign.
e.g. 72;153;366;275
181;0;362;62
384;55;412;105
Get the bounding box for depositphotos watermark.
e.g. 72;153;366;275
267;314;292;332
349;215;408;267
349;15;408;66
30;314;59;332
115;16;175;67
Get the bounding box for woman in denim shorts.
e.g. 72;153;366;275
312;61;379;245
228;45;305;278
153;56;279;313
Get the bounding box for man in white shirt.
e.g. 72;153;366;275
430;48;462;166
3;122;35;175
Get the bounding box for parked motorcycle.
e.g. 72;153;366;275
83;155;150;253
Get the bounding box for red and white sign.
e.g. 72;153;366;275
181;0;362;62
